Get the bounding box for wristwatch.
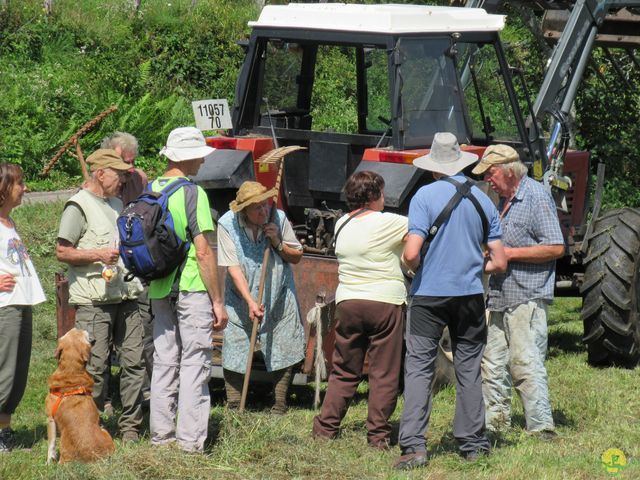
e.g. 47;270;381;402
276;241;284;252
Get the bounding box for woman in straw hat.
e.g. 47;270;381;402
217;181;305;414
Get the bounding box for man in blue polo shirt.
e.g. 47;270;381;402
472;145;564;439
394;132;506;470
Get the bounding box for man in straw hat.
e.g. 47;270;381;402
56;149;145;442
472;145;564;439
148;127;228;453
394;132;507;470
217;181;305;414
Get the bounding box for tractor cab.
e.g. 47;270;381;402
200;3;540;251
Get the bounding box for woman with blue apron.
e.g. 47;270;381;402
217;181;305;414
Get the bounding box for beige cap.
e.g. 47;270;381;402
229;181;277;213
86;149;133;172
471;144;520;175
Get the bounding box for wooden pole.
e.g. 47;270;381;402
75;140;90;182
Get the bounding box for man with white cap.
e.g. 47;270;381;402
394;132;506;470
149;127;228;453
472;145;564;439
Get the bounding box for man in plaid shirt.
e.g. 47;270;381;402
472;145;565;439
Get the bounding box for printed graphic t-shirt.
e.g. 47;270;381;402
0;221;46;307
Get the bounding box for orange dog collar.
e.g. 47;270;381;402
49;386;93;418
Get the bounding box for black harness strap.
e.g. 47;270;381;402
419;177;489;264
331;207;370;250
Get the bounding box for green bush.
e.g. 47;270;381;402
0;0;257;187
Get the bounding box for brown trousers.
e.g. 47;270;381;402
313;299;404;446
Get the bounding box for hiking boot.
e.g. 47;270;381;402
122;431;139;443
0;428;14;453
393;452;428;470
461;448;489;462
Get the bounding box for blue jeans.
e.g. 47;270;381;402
481;300;554;432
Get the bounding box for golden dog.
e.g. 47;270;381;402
45;328;115;464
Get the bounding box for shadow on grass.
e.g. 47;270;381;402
511;408;575;430
204;412;224;451
338;419;400;446
13;423;48;450
548;329;584;357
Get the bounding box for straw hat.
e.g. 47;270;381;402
413;132;478;176
471;144;520;175
229;181;277;213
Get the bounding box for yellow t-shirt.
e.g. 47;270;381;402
335;211;408;305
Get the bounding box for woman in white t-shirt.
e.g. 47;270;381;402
0;164;45;453
313;170;408;449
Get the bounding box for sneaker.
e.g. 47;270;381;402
532;429;558;441
393;452;428;470
461;448;489;462
0;428;14;453
121;431;139;443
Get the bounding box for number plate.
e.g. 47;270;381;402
192;99;233;131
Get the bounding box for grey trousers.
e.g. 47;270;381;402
482;300;554;432
137;288;154;393
399;295;490;455
150;292;213;452
75;300;145;434
0;306;32;416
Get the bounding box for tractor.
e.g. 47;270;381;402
193;1;640;373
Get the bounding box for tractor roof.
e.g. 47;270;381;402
249;3;505;34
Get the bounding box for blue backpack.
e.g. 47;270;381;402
117;178;193;283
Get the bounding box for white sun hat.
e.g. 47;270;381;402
413;132;478;176
159;127;216;162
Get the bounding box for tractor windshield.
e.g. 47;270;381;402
396;37;522;149
237;32;524;151
258;40;390;136
396;37;470;149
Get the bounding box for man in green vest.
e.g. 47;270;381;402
56;149;145;442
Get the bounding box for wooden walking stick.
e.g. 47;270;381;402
239;145;305;412
41;105;118;181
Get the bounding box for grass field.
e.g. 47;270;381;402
1;200;639;479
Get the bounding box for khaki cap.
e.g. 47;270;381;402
471;144;520;175
86;149;133;172
229;181;277;213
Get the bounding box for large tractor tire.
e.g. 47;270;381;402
581;208;640;366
